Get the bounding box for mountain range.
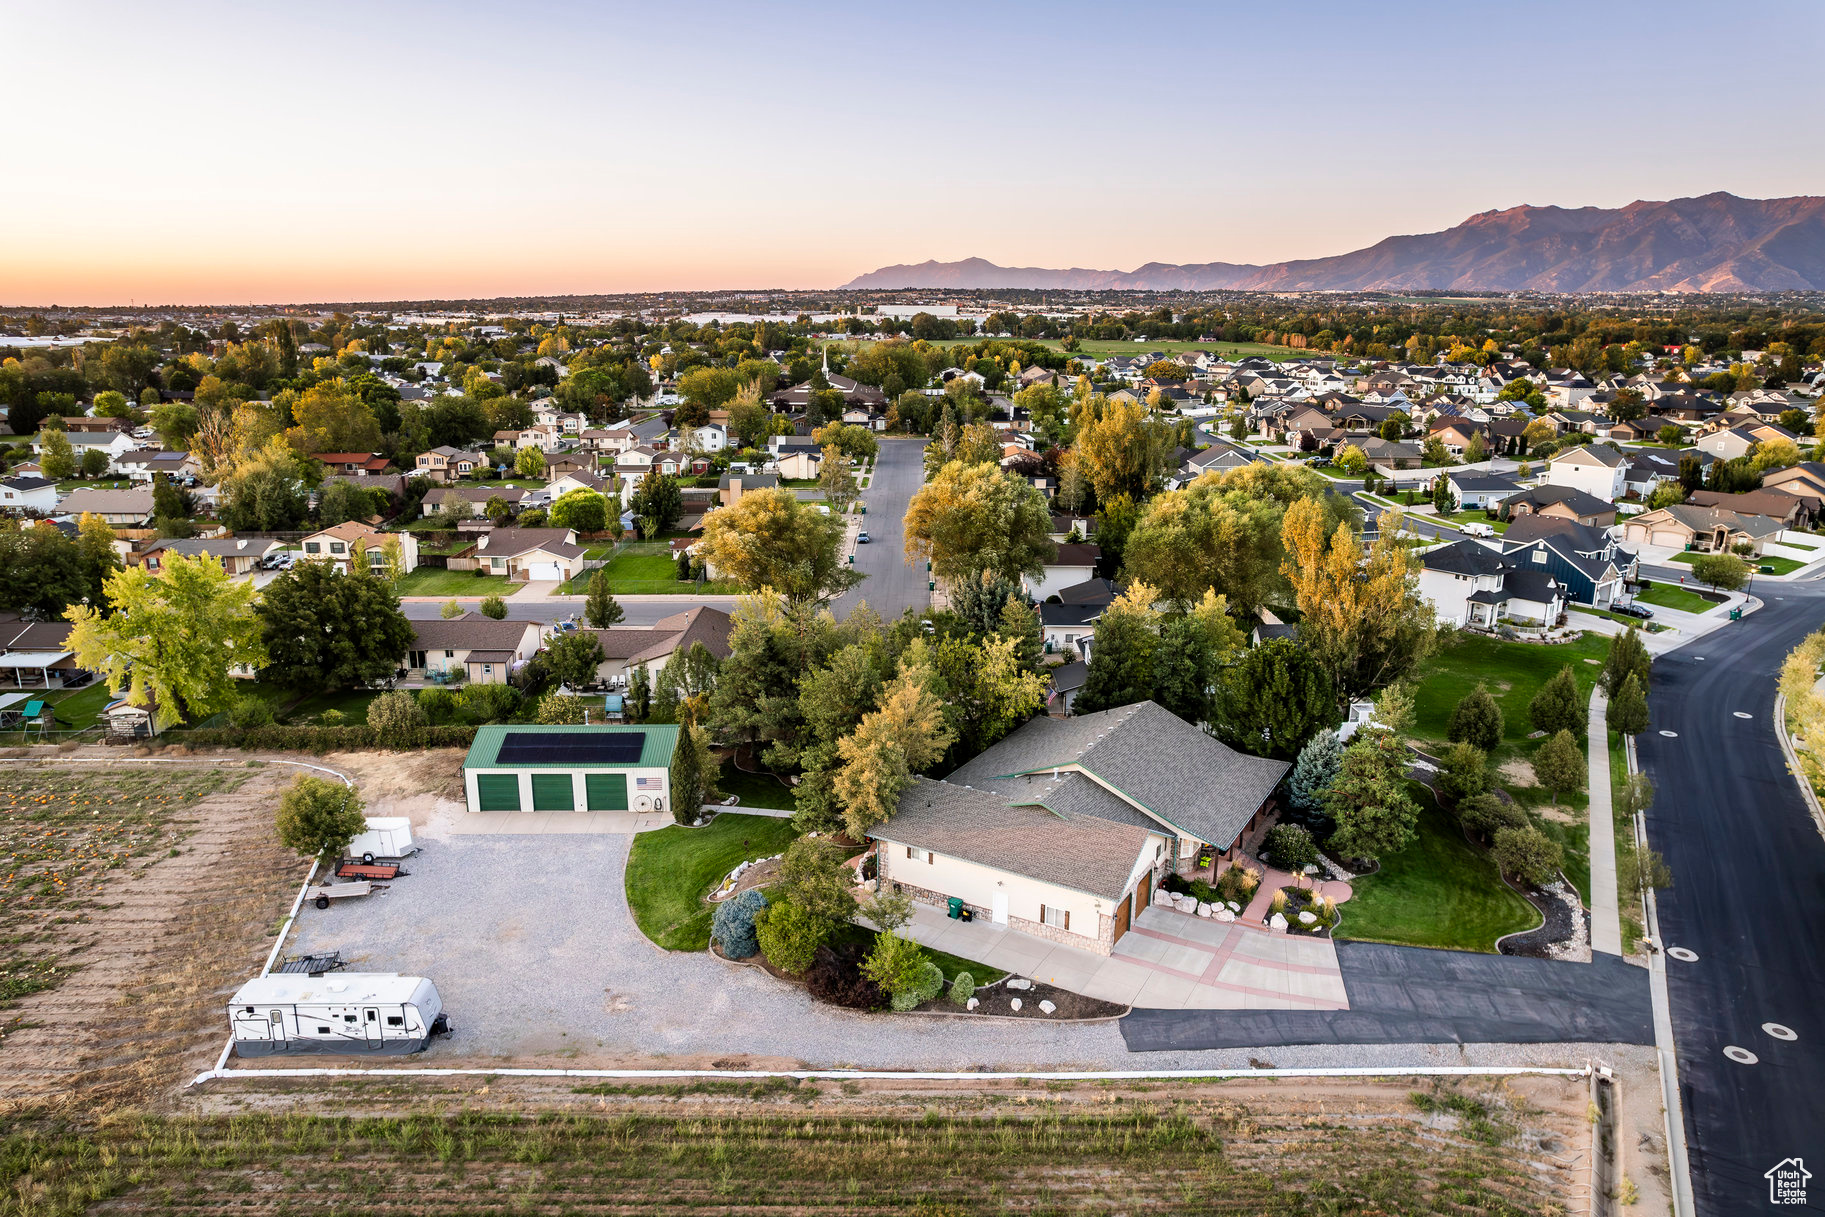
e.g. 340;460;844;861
842;193;1825;294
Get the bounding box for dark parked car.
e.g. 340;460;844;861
1614;602;1654;619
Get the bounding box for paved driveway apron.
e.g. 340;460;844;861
1121;943;1654;1051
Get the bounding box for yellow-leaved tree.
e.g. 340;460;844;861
833;661;955;840
65;552;266;726
1280;499;1437;703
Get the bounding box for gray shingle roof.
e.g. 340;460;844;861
875;779;1154;902
944;701;1288;849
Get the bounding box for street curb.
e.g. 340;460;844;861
1772;692;1825;842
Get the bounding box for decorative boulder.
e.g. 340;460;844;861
1153;888;1174;907
1215;908;1235;922
1006;977;1032;991
1010;998;1022;1012
966;997;979;1011
1039;1000;1056;1015
1228;901;1241;913
1269;913;1288;931
1298;910;1317;924
1195;901;1212;918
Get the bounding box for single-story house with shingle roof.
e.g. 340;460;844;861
868;702;1288;955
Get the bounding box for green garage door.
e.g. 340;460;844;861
586;773;628;811
476;773;520;812
531;773;575;811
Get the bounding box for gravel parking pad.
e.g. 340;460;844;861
281;835;1634;1072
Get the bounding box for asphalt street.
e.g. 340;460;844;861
1634;577;1825;1214
831;436;930;622
1120;943;1654;1052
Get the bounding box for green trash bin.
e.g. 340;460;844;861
947;897;963;920
1730;607;1742;621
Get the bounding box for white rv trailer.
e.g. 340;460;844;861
228;972;445;1058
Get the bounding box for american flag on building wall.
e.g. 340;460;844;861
636;777;662;790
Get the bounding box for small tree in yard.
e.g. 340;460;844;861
1458;791;1526;839
1690;552;1749;593
1285;729;1342;815
366;689;425;747
1528;665;1583;737
1619;846;1673;900
755;899;826;974
949;971;975;1006
544;629;606;690
1447;684;1504;753
585;570;624;626
275;776;366;865
1531;729;1585;807
440;599;463;619
1322;736;1420;863
668;709;721;822
1602;627;1651;698
1606;672;1649;736
860;931;927;1003
478;595;507;619
1492;826;1563;887
1262;823;1317;872
857;888;914;934
1435;742;1489;806
711;889;767;959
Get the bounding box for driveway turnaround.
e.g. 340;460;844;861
903;903;1347;1010
1119;943;1654;1051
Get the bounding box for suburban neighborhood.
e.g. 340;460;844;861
4;2;1824;1210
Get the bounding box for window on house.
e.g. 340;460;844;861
1042;905;1069;930
304;542;321;554
1532;549;1546;564
330;543;346;555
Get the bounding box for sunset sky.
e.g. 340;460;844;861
5;0;1822;306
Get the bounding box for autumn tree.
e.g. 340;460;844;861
65;553;265;724
285;380;382;456
1281;499;1436;702
903;460;1054;584
1073;396;1172;501
832;662;955;840
698;486;860;605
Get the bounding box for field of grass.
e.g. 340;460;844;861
393;567;517;597
625;812;800;951
1635;582;1719;613
1337;784;1539;952
39;682;113;730
562;552;741;595
1410;631;1609;764
0;1090;1563;1216
716;766;797;810
0;767;248;1020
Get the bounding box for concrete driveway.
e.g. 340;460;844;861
902;903;1347;1011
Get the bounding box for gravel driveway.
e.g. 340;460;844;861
283;835;1618;1072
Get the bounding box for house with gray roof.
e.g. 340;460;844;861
868;702;1289;955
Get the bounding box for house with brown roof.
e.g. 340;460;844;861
422;485;527;520
299;521;419;575
1621;503;1785;555
313;452;391;476
0;619;79;689
471;526;586;583
138;535;280;577
406;613;542;685
414;446;483;483
1024;541;1094;601
55;486;155;526
587;606;734;685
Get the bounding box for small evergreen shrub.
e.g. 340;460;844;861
711;889;767;959
948;971;975;1006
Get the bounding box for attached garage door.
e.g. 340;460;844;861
586;773;628;811
1113;893;1133;945
475;773;521;812
530;773;575;811
1652;529;1686;548
528;563;562;582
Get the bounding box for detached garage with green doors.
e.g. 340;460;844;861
463;724;679;816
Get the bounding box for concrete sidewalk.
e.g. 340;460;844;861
1587;687;1624;955
901;902;1347;1011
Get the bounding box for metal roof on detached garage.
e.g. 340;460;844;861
462;723;679;770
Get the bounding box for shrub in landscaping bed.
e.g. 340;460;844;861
755;900;826;975
1263;824;1317;871
948;971;974;1006
1277;885;1338;934
804;940;883;1010
711;889;767;959
1214;864;1260;906
892;960;945;1012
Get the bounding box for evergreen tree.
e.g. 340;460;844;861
1528;665;1584;736
667;707;720;824
1606;672;1649;737
1151;614;1224;726
1072;609;1158;715
257;561;413;693
1286;728;1342;814
1322;736;1420;863
1602;627;1651;698
1530;729;1585;806
952;570;1024;638
1446;684;1504;753
586;570;624;626
627;662;652;722
1212;637;1335;759
995;597;1044;674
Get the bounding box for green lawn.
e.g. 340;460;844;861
1336;785;1538;952
625;813;800;951
285;688;382;724
393;567;517;597
1410;631;1609;763
43;682;114;730
1666;551;1805;576
1634;583;1718;614
562;552;741;595
828;924;1007;987
1570;605;1669;632
717;767;797;811
1439;510;1508;532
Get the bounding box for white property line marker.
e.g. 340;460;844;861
1723;1046;1758;1065
1762;1023;1797;1041
1667;947;1699;962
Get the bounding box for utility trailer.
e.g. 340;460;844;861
228;972;448;1057
346;816;417;864
307;880;385;910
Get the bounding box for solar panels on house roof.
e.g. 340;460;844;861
496;731;645;765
